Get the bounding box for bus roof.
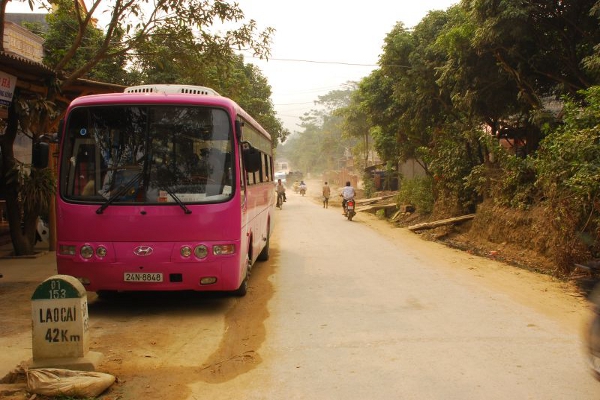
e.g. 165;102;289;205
67;88;272;142
124;84;220;96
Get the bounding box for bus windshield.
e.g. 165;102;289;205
60;105;234;205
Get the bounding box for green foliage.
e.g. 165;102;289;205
466;0;600;99
493;154;537;209
534;87;600;259
42;0;130;84
371;124;398;166
20;166;56;216
426;125;481;214
536;88;600;203
396;176;434;215
346;1;598;216
362;171;375;198
465;136;538;209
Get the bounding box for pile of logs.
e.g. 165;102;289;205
355;194;475;231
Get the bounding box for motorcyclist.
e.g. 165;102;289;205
299;180;307;194
275;179;286;204
340;181;355;214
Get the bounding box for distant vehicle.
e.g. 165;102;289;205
274;171;287;185
286;171;303;186
55;84;274;297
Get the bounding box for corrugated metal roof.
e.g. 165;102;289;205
0;50;55;76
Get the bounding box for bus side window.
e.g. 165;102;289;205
261;152;270;182
239;150;246;203
247;170;256;185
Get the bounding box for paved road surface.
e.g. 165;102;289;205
194;189;599;399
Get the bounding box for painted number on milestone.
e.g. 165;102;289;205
45;328;81;343
47;280;68;299
124;272;163;282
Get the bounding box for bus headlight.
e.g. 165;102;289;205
180;246;192;258
80;245;94;259
59;245;76;256
213;244;235;255
96;246;107;258
194;245;208;259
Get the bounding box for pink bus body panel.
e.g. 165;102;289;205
55;92;273;293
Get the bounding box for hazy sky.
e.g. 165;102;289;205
6;0;458;133
235;0;458;133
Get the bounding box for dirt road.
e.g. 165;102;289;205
1;181;599;399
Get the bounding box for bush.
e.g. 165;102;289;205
396;176;434;214
362;171;376;198
535;86;600;266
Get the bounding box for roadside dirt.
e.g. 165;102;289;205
0;181;595;399
0;249;277;400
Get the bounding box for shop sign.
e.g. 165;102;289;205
0;71;17;106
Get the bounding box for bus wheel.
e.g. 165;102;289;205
232;256;251;297
96;290;119;300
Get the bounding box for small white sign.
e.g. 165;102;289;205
0;71;17;106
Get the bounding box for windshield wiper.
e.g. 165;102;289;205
160;186;192;214
96;172;143;214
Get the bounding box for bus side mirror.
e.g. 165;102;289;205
57;119;64;142
32;141;49;169
235;120;243;140
241;141;261;173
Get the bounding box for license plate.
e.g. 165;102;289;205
347;204;354;210
124;272;163;282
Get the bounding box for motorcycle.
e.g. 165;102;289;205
344;198;356;221
299;185;306;196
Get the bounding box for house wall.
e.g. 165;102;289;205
3;21;44;63
400;159;427;179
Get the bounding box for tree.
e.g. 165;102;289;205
284;85;354;175
132;31;289;145
534;87;600;270
467;0;600;99
0;0;274;255
337;81;372;169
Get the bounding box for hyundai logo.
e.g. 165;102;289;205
133;246;153;256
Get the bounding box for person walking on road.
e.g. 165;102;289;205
322;181;331;208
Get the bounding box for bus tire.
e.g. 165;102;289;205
232;273;248;297
96;290;119;300
231;256;251;297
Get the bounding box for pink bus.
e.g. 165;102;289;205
55;84;274;296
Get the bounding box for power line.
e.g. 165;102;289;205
275;101;317;106
242;54;376;67
245;55;411;69
265;57;377;67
